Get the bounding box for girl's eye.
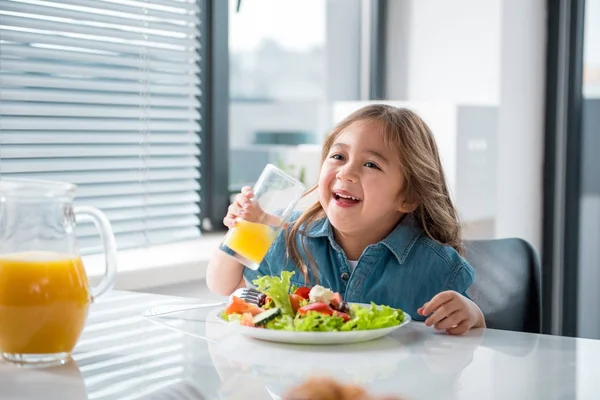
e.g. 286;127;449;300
364;161;381;170
331;153;344;161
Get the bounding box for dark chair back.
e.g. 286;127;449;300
464;238;542;333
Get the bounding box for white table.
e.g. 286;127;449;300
1;291;599;400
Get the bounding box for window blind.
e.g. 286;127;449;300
0;0;202;253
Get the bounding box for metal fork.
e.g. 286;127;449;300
231;287;265;306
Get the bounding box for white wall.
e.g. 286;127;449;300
494;0;546;250
584;0;600;67
386;0;501;104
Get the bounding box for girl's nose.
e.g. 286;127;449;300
336;164;359;183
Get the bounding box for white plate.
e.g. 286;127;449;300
215;305;411;345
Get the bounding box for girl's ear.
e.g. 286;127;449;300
398;197;418;213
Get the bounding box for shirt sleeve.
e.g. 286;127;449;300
447;261;475;297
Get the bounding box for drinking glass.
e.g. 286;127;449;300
220;164;305;270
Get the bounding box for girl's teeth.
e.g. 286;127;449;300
337;193;359;201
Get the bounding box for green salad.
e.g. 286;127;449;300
222;271;405;332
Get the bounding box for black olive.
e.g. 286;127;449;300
257;293;267;307
337;301;350;313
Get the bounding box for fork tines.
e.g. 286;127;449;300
241;289;262;301
232;287;264;305
243;288;262;296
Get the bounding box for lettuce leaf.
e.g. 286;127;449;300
264;314;295;331
293;311;345;332
341;303;404;331
253;271;295;316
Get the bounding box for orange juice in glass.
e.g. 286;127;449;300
0;178;117;367
221;164;305;270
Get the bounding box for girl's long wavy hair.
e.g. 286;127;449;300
285;104;464;282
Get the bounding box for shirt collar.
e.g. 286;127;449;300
304;213;422;264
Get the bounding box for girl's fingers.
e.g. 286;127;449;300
223;213;239;228
424;300;461;327
234;193;250;208
233;195;251;218
241;187;255;206
434;311;465;331
227;203;241;217
241;186;253;197
421;291;455;316
446;320;470;335
224;199;242;227
224;189;257;227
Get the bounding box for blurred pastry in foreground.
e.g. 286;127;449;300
283;376;405;400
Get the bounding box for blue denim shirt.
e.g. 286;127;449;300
243;213;475;321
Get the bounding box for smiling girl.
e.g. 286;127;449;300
207;104;485;335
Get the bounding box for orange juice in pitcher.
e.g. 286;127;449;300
0;178;117;367
0;252;90;355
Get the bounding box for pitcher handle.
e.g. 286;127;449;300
74;205;118;302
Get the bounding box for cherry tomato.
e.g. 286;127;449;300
294;287;311;300
289;293;304;313
334;311;350;322
298;302;334;316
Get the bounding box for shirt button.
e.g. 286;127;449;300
341;272;350;281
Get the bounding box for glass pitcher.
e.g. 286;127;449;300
0;178;117;367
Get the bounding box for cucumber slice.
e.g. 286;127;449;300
253;308;281;326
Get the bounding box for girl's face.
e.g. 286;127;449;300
318;120;414;239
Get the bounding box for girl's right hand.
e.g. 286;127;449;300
223;186;264;229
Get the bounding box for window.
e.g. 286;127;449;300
0;0;203;253
228;0;362;194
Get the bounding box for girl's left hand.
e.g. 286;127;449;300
417;291;486;335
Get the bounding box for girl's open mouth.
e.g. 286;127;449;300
333;191;361;206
